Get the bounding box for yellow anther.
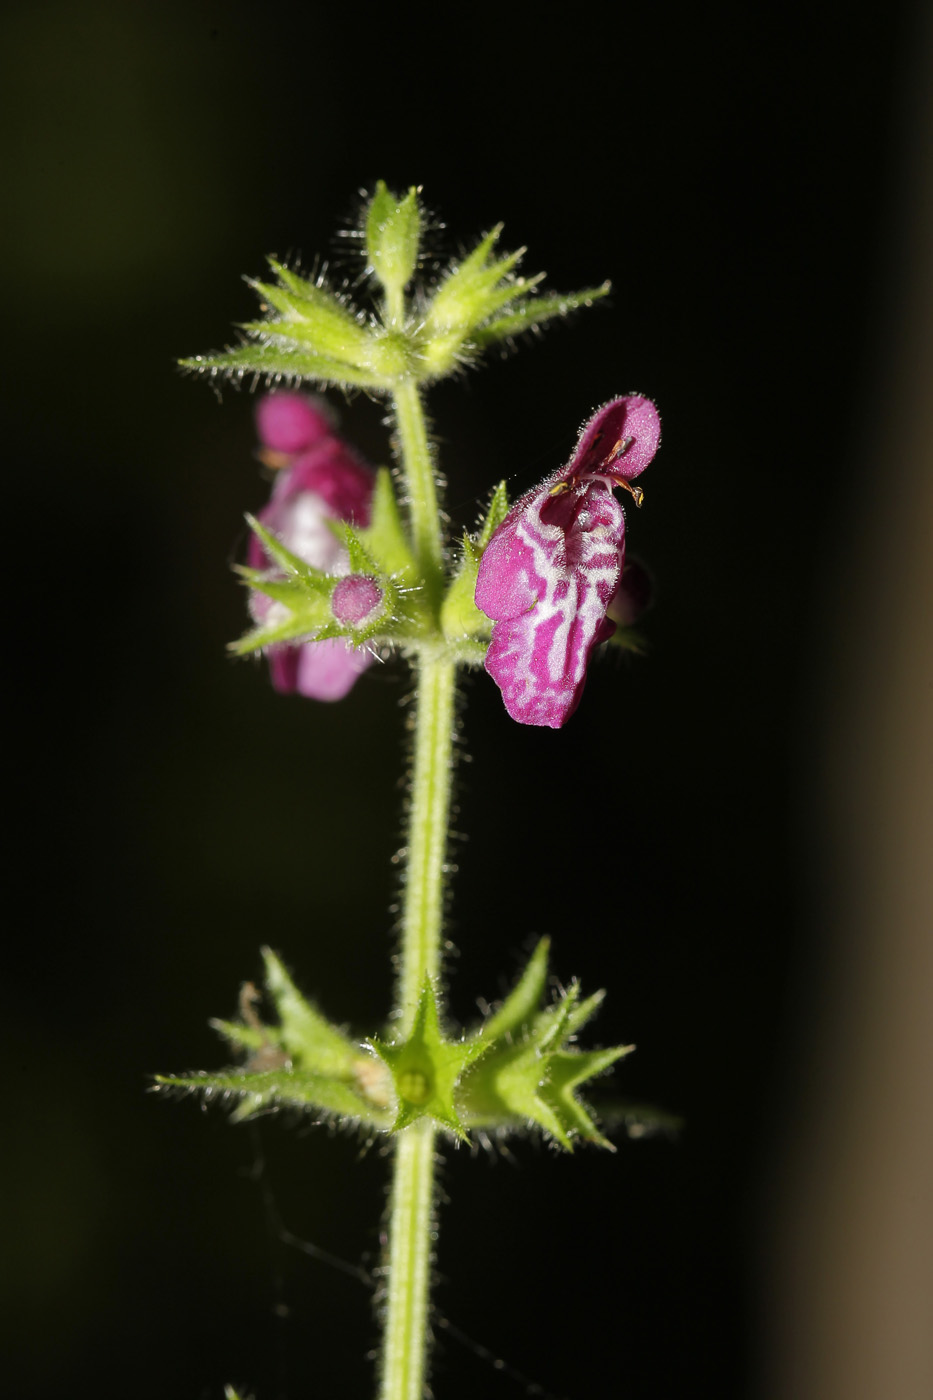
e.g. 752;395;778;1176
613;477;644;507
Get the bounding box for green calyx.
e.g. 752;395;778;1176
365;181;422;323
179;183;610;392
235;468;512;660
232;486;428;657
440;480;509;642
458;939;634;1150
154;948;394;1129
370;981;488;1141
155;942;632;1149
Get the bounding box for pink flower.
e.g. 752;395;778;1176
475;395;661;728
248;392;375;701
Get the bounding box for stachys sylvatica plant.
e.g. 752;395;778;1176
161;183;664;1400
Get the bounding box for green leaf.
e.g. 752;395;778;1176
479;938;550;1043
261;948;360;1077
155;1066;391;1128
365;181;422;314
370;980;487;1140
472;283;611;345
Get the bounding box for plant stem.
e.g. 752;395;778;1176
379;651;455;1398
380;382;456;1400
397;651;457;1031
380;1119;436;1400
392;380;443;602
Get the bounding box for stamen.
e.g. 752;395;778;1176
604;435;635;467
549;476;576;496
613;476;645;507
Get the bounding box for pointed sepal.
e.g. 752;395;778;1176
155;952;394;1131
456;942;634;1150
233;514;416;655
242;261;376;367
359;468;418;578
364;182;423;317
154;1066;392;1128
478;936;549;1042
261;948;360;1077
370;980;487;1140
179;340;386;390
243;513;332;584
472;283;611;346
440;482;509;641
538;1045;633;1148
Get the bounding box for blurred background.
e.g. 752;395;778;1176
4;3;931;1398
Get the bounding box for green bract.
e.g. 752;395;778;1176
158;941;633;1150
179;184;610;392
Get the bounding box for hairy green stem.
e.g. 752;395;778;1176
397;652;456;1030
379;377;457;1400
380;1119;436;1400
379;653;455;1397
393;380;443;601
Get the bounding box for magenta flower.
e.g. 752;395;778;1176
474;395;660;728
248;392;375;701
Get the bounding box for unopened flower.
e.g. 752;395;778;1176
474;395;660;727
248;392;375;701
331;574;385;629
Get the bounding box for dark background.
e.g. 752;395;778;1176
3;3;923;1398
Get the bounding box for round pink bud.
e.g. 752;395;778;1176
331;574;384;628
256;392;333;454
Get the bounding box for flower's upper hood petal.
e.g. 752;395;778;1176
567;394;661;483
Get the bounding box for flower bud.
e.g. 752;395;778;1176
331;574;385;629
